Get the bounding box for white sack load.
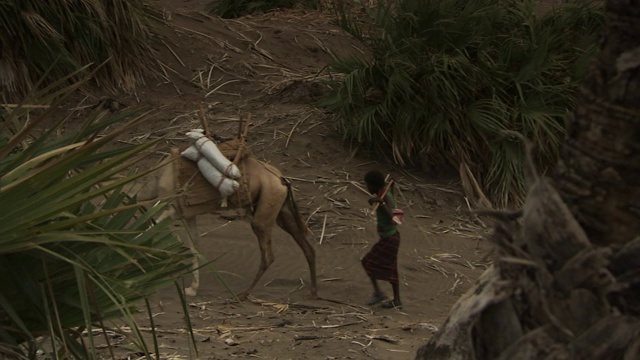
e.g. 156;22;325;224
186;131;241;179
181;146;240;198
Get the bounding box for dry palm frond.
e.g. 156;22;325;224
1;0;165;98
20;11;63;42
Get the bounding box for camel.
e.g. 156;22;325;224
150;142;317;299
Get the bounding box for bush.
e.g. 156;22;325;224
322;0;604;207
0;0;163;98
0;75;193;359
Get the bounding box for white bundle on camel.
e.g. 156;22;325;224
186;130;241;179
181;131;241;199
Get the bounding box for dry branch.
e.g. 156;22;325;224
161;40;185;67
204;79;244;98
294;334;329;341
319;214;328;245
366;334;400;344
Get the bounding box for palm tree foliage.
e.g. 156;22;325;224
323;0;604;206
0;76;193;359
207;0;320;18
0;0;163;98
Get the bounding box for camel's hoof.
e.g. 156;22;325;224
184;287;198;297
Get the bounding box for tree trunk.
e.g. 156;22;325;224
556;0;640;247
415;0;640;359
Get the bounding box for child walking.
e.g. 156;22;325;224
361;170;402;309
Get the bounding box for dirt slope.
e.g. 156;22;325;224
84;1;493;359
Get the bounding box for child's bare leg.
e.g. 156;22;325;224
391;281;401;305
367;278;386;305
381;281;402;309
370;278;381;294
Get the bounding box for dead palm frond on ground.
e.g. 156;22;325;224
322;0;603;207
0;75;193;359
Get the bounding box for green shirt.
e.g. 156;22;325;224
376;191;398;238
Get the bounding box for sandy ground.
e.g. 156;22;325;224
65;1;495;358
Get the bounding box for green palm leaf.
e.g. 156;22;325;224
0;80;193;358
324;0;604;206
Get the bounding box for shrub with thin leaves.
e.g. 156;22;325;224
207;0;320;18
0;0;163;98
322;0;603;207
0;73;193;359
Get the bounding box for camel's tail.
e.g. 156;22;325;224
282;177;313;239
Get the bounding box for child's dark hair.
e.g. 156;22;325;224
364;170;386;189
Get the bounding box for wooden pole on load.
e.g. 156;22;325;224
233;113;251;165
198;105;211;138
237;114;244;139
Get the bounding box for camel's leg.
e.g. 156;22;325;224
182;217;201;297
235;221;275;299
155;159;177;222
277;207;317;298
237;198;282;300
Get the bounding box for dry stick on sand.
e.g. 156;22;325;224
175;24;225;49
1;104;50;109
155;60;182;95
226;19;275;62
306;206;322;224
365;334;400;345
161;39;185;67
204;79;244;98
161;320;366;336
285;115;310;149
287;177;370;195
207;65;215;88
294;334;331;341
319;213;328;245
